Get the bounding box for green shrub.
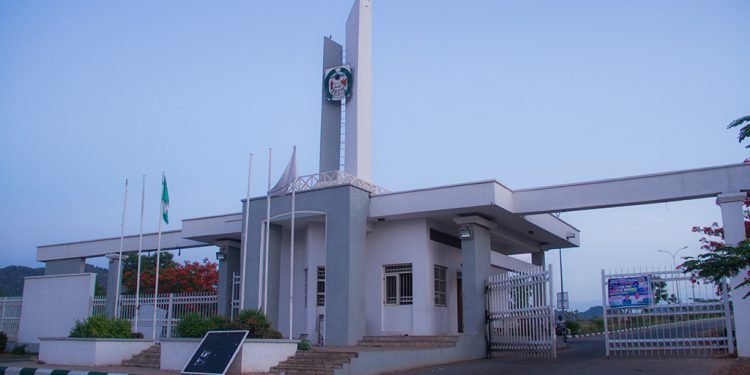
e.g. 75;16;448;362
69;315;133;338
0;331;7;353
297;335;312;351
175;310;282;339
229;309;283;339
10;344;26;355
565;320;581;335
176;313;231;338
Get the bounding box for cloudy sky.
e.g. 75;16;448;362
1;0;748;309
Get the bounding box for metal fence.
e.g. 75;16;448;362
0;296;23;341
487;265;556;358
93;292;219;339
602;268;733;357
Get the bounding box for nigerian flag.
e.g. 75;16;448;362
161;174;169;224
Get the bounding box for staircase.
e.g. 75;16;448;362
270;350;358;375
358;335;459;348
121;344;160;368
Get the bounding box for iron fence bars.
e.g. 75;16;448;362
0;296;23;341
602;268;731;358
231;272;241;320
487;265;556;358
92;292;218;339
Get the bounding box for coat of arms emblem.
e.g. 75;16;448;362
324;65;352;101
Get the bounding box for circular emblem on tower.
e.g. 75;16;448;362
324;65;353;101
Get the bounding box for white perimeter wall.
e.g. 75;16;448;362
18;273;95;344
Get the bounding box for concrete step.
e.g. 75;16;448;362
358;335;459;348
270;349;357;375
121;344;160;369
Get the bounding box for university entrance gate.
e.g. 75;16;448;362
486;265;556;358
602;268;734;357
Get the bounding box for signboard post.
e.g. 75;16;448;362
557;292;569;310
607;276;652;308
182;330;249;375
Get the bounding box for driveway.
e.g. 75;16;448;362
388;336;743;375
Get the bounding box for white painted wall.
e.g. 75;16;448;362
39;338;152;366
426;230;462;335
365;218;469;336
18;273;95;344
366;219;427;335
160;338;298;372
303;222;326;344
274;221;327;342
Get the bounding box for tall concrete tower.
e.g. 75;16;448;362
319;0;372;182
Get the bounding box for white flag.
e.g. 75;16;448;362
268;147;297;196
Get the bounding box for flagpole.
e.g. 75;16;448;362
152;172;166;341
114;178;128;319
134;175;146;333
288;146;296;339
240;153;253;311
257;219;266;309
263;148;272;315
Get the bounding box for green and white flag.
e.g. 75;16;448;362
161;175;169;224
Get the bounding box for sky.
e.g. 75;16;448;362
1;1;748;310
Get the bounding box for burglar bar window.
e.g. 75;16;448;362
434;265;447;306
317;267;325;306
384;264;413;305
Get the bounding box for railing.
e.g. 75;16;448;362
602;268;733;357
93;292;219;339
231;272;241;320
0;296;23;341
292;170;390;196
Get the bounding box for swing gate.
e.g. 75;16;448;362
602;269;734;357
486;265;556;358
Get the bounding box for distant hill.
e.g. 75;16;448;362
578;306;603;320
0;265;108;296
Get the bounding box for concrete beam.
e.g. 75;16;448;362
37;230;208;262
514;163;750;215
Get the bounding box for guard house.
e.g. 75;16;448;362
33;0;750;357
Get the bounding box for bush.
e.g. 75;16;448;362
69;315;133;338
565;320;581;335
176;313;231;338
175;309;282;339
297;335;312;351
0;331;7;353
10;344;26;355
228;309;283;339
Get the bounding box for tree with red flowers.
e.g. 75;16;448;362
679;116;750;298
121;252;218;294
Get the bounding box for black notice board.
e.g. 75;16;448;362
182;330;249;375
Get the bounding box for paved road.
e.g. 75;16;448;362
389;336;736;375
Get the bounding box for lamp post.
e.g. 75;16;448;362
656;245;688;269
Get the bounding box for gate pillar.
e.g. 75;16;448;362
718;192;749;357
455;216;496;337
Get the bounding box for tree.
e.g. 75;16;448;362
727;115;750;149
121;252;218;294
679;116;750;298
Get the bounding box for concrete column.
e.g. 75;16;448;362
44;258;85;275
717;192;749;357
105;254;127;318
319;37;343;174
216;241;241;317
325;187;369;346
531;251;545;267
455;217;496;337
